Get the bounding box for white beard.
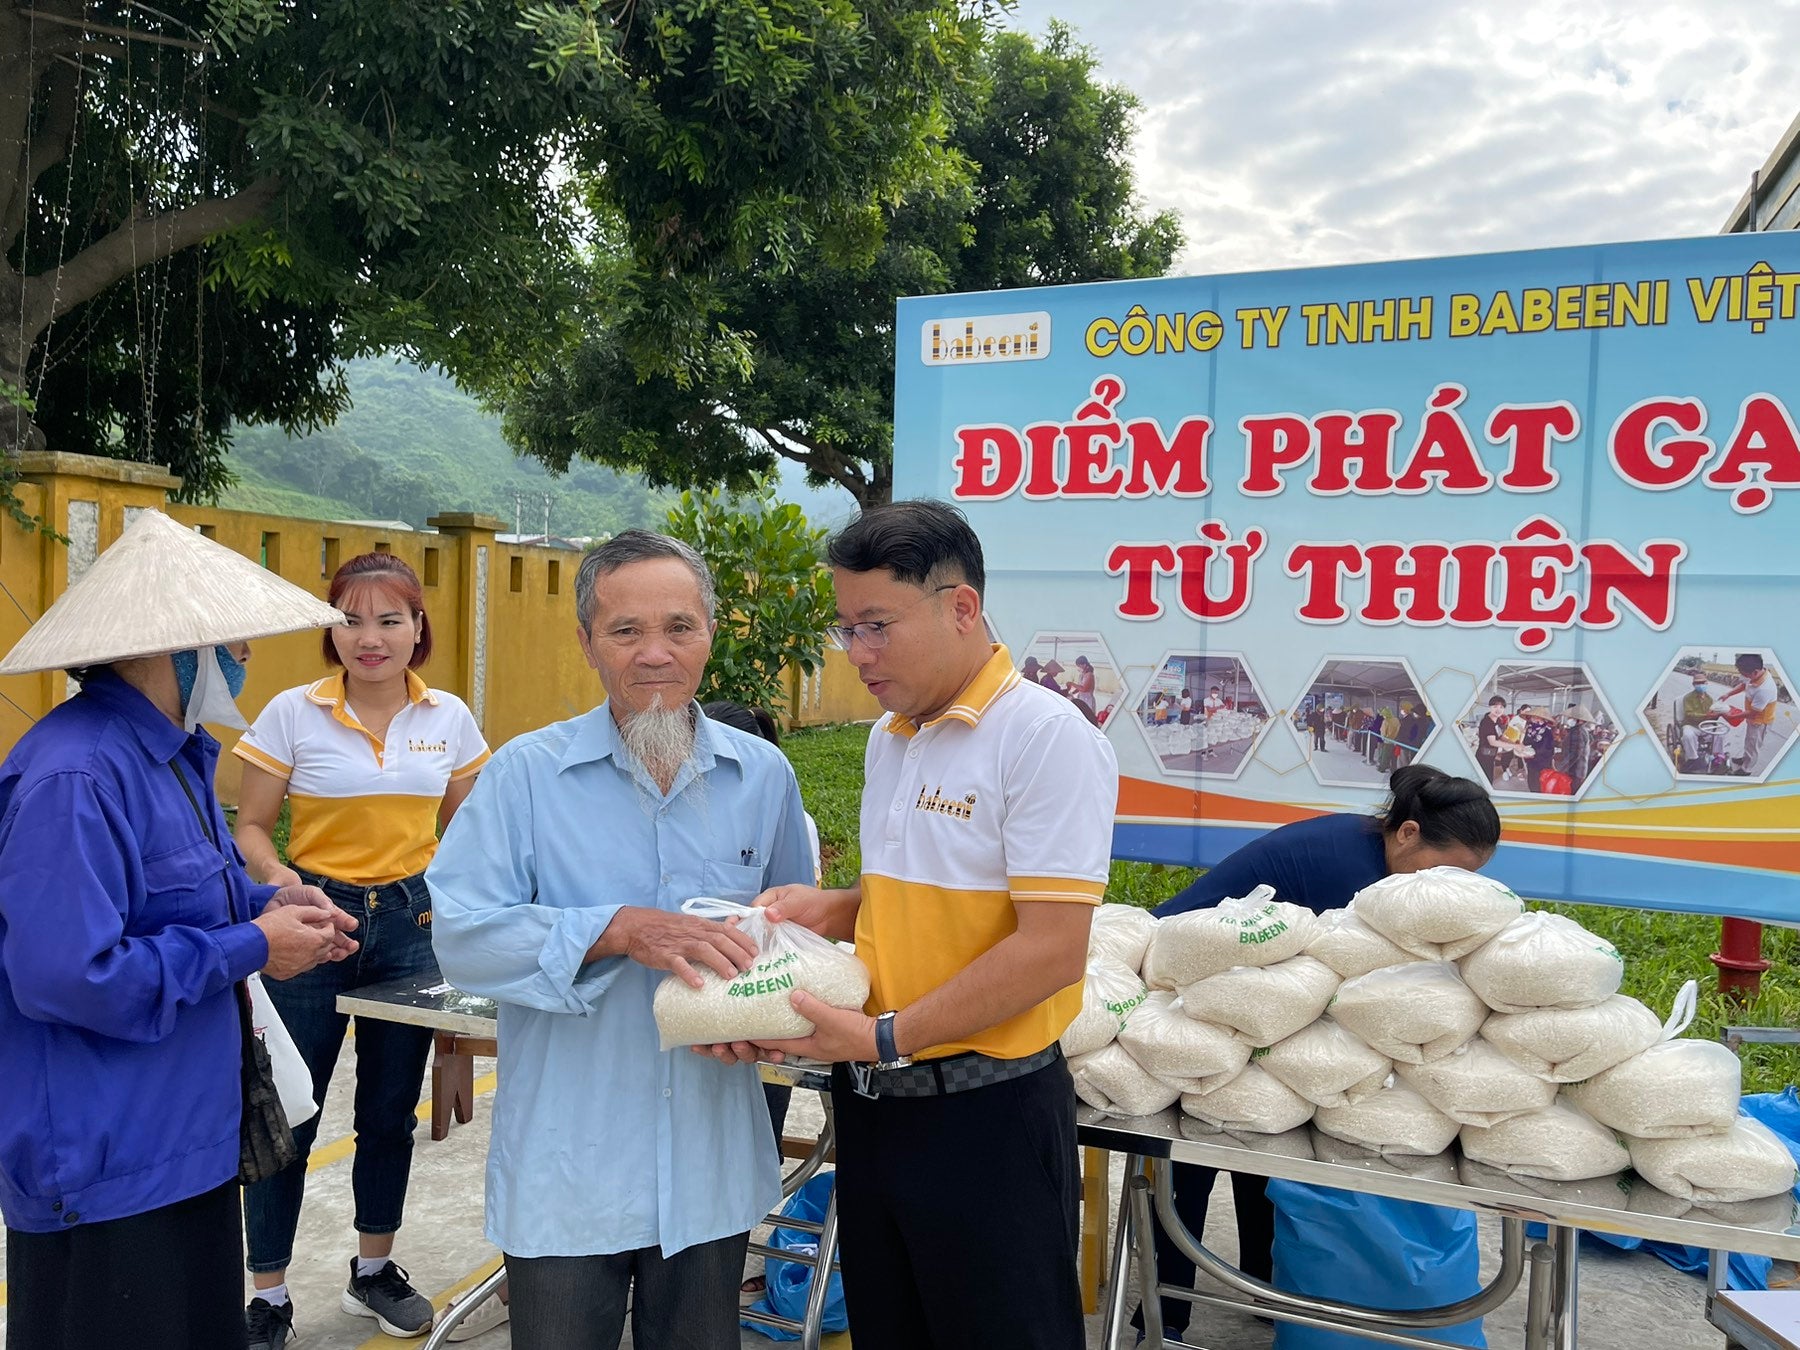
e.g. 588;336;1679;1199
618;695;700;797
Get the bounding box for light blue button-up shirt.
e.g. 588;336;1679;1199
427;703;812;1259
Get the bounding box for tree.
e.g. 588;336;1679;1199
665;479;835;712
502;21;1184;508
1;0;989;503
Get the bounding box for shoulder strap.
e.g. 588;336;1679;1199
169;761;219;849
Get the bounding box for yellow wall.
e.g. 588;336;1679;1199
0;455;881;803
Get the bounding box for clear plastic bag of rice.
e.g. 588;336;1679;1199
1329;962;1487;1065
1089;903;1158;974
1145;885;1317;987
1177;954;1340;1048
1562;1039;1742;1139
1352;867;1524;961
1060;961;1150;1058
1072;1042;1184;1118
1460;912;1623;1013
1396;1036;1558;1127
1258;1017;1392;1109
1314;1081;1460;1158
1307;906;1413;981
1116;991;1250;1090
1180;1062;1315;1134
1482;995;1663;1083
1458;1100;1629;1181
653;899;870;1050
1628;1118;1798;1204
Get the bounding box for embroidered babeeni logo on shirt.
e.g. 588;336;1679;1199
914;785;978;821
408;738;448;753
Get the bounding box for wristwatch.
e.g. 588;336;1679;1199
874;1010;911;1069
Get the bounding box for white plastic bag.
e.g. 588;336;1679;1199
1116;991;1249;1090
1306;906;1412;981
247;972;318;1125
1482;994;1663;1083
1314;1081;1460;1159
1459;912;1623;1013
1176;955;1340;1048
1072;1042;1183;1118
1180;1063;1315;1134
1352;867;1523;961
1329;962;1487;1065
1562;1040;1741;1139
1396;1037;1558;1127
1628;1118;1798;1204
1144;885;1317;987
1088;903;1158;974
1458;1101;1629;1182
1561;982;1741;1139
1060;961;1150;1058
652;898;871;1050
1259;1018;1393;1110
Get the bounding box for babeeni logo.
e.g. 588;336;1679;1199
921;311;1051;366
914;785;978;821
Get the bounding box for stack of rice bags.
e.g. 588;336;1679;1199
1062;869;1795;1211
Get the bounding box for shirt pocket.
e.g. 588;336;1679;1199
701;858;764;903
136;838;232;933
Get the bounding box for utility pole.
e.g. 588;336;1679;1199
513;488;523;539
541;492;552;544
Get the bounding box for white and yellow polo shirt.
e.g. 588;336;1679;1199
234;670;489;885
857;644;1120;1061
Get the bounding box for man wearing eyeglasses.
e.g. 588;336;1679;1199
738;499;1120;1350
427;530;814;1350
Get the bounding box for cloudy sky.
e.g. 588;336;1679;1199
1014;1;1800;277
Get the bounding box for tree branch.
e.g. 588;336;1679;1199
758;424;874;504
18;7;214;52
21;176;282;331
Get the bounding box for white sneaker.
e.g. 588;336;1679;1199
445;1289;510;1342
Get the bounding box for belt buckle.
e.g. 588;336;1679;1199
848;1062;880;1100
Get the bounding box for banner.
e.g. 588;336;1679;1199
893;234;1800;919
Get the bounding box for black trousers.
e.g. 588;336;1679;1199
830;1054;1084;1350
1131;1163;1275;1336
504;1231;748;1350
6;1180;246;1350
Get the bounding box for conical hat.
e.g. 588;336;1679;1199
0;510;344;674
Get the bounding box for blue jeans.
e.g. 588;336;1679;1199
243;872;439;1274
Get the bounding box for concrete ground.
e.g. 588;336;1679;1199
0;1037;1755;1349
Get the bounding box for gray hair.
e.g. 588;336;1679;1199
574;529;717;632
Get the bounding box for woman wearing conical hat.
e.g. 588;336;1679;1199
0;511;360;1350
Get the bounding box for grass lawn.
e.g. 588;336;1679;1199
785;722;1800;1093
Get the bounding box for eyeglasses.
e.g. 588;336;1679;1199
826;585;955;652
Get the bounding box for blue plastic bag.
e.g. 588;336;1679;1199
1550;1087;1800;1292
744;1172;848;1341
1267;1181;1486;1350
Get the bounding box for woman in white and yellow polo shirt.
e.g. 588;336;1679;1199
233;553;488;1347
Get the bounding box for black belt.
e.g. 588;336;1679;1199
846;1044;1062;1099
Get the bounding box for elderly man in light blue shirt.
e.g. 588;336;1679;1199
428;529;813;1350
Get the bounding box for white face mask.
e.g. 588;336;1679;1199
182;647;249;733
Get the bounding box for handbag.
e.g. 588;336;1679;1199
169;763;299;1183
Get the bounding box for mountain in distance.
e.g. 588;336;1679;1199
227;357;858;537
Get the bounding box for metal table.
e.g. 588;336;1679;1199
1078;1106;1800;1350
336;978;841;1350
